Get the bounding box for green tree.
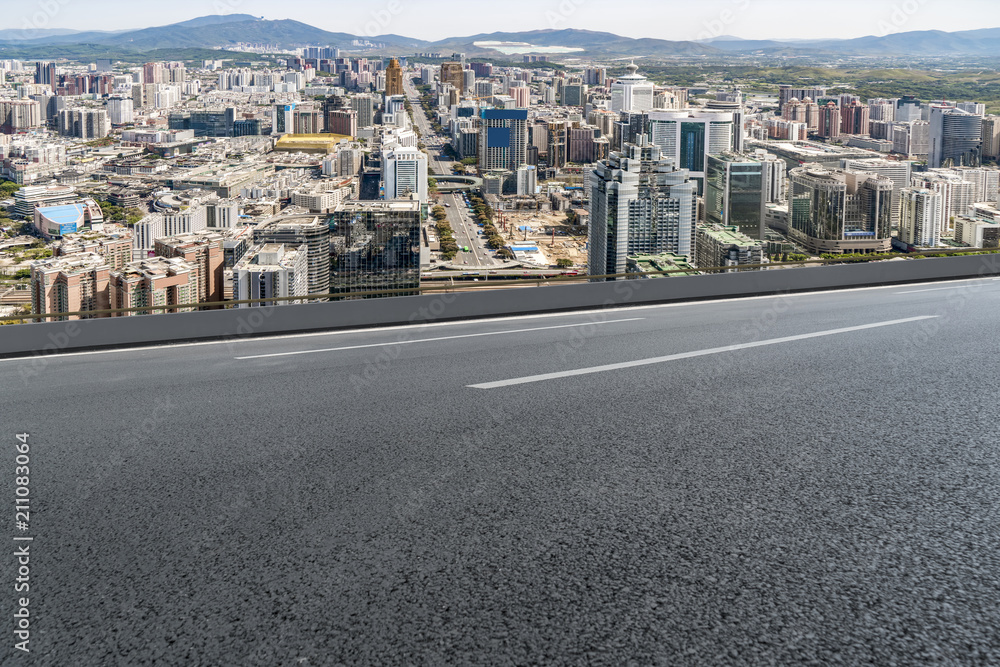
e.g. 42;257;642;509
556;258;573;268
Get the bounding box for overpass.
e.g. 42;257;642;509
433;174;482;192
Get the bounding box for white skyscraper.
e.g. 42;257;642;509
516;164;537;196
647;110;736;191
382;145;428;204
106;96;134;125
588;142;697;280
610;63;654;114
929;106;982;169
232;243;308;307
899;188;943;247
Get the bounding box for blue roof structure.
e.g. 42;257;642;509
37;203;85;224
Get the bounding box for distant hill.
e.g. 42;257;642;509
3;16;1000;58
0;28;85;41
0;15;422;51
804;29;1000;55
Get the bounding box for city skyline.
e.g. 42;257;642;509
4;0;999;43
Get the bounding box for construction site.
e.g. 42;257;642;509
493;209;587;267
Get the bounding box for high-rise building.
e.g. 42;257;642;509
752;150;787;203
478;108;528;172
109;257;200;316
440;62;464;92
980;115;1000;160
705;152;768;240
325;108;357;137
509;84;530;108
384;58;404;97
783;97;807;124
545;120;568;168
474;80;494;101
585;67;607;87
253;216;331;297
30;253;111;321
51;230;133;271
516;164;537;196
817;103;841;140
351;94;376;128
469;62;493;78
143;62;165;85
647;110;735;193
840;101;870;136
892;120;930;158
154;231;225;303
568;126;601;164
108;257;199;317
788;165;894;254
232;243;309;307
947;166;1000;203
382;145;428;203
0;100;42;134
840;158;913;227
898;188;943;247
57;109;110;139
106;96;134;125
929;106;982;168
957;102;986;116
779;85;828;113
562;83;587;107
610;63;654;113
328;200;421;298
896;96;922;123
868;98;896;123
614;111;651;151
130;207;208;256
588;142;697;280
34;61;56;86
911;170;979;233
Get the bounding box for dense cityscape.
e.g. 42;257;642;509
3;14;1000;322
5;5;1000;664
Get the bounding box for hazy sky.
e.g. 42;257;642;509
8;0;997;42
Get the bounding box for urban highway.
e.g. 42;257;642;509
443;192;496;268
3;278;1000;664
404;74;452;176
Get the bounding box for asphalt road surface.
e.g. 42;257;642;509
443;193;495;268
405;76;450;176
4;279;1000;665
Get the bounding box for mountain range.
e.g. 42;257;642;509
2;14;1000;58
